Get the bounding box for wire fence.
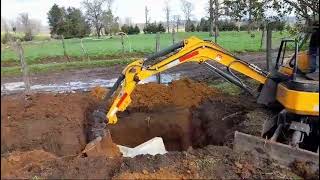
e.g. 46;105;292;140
1;31;292;64
1;30;293;95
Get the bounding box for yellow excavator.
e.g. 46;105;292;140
85;26;319;170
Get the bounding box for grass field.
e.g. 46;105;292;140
1;58;134;76
1;31;290;63
1;31;291;77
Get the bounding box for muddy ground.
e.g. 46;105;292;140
1;52;268;85
2;78;314;179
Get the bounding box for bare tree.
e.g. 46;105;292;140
209;0;214;36
145;6;150;27
102;0;115;36
172;15;181;32
124;17;132;25
18;13;31;32
18;13;35;40
273;0;319;24
82;0;107;38
180;0;193;21
9;20;17;33
163;1;171;33
106;0;114;11
1;17;9;32
208;0;223;42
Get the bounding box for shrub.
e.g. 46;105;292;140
1;32;13;44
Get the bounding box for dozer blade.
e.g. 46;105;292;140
233;131;319;172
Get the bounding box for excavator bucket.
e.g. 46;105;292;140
233;131;319;172
83;76;125;157
82;130;120;158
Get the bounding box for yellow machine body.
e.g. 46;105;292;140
276;84;319;116
278;51;311;75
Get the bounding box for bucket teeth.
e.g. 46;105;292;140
87;108;108;141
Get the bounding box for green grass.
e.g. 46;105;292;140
209;80;242;96
1;58;134;76
1;31;291;64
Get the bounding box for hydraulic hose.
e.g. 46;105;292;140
145;41;184;62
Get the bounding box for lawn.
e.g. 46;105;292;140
1;31;291;64
1;58;134;76
1;31;291;77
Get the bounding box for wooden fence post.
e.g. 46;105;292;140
266;24;272;71
61;35;69;61
155;32;161;84
15;40;31;94
172;29;176;44
80;38;90;61
121;35;125;53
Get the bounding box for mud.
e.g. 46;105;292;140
1;79;304;179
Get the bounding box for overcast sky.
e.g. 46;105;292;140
1;0;208;26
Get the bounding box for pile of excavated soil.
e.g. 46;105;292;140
1;93;96;156
1;79;304;179
129;78;218;111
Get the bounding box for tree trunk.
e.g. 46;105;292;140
266;24;272;71
214;0;219;43
96;25;101;38
214;25;219;43
15;41;31;95
176;21;179;32
260;23;266;49
248;0;252;34
209;0;214;37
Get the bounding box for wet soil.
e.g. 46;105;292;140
0;79;307;179
1;52;267;85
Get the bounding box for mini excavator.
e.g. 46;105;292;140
84;26;319;170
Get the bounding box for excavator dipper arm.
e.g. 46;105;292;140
106;36;268;124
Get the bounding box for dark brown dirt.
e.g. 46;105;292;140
1;93;97;156
130;78;218;110
1;79;304;179
290;160;319;179
109;79;250;151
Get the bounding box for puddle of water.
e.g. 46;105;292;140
1;73;181;95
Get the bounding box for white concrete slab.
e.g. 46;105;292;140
117;137;167;158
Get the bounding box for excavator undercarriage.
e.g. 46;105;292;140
83;30;319;171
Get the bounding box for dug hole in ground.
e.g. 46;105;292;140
1;79;317;179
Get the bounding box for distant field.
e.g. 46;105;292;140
1;31;290;64
1;31;291;77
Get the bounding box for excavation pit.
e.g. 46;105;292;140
87;79;250;152
4;78;294;179
1;79;250;158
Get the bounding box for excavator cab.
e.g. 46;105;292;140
251;29;319;169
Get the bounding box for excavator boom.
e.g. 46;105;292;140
106;36;268;124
